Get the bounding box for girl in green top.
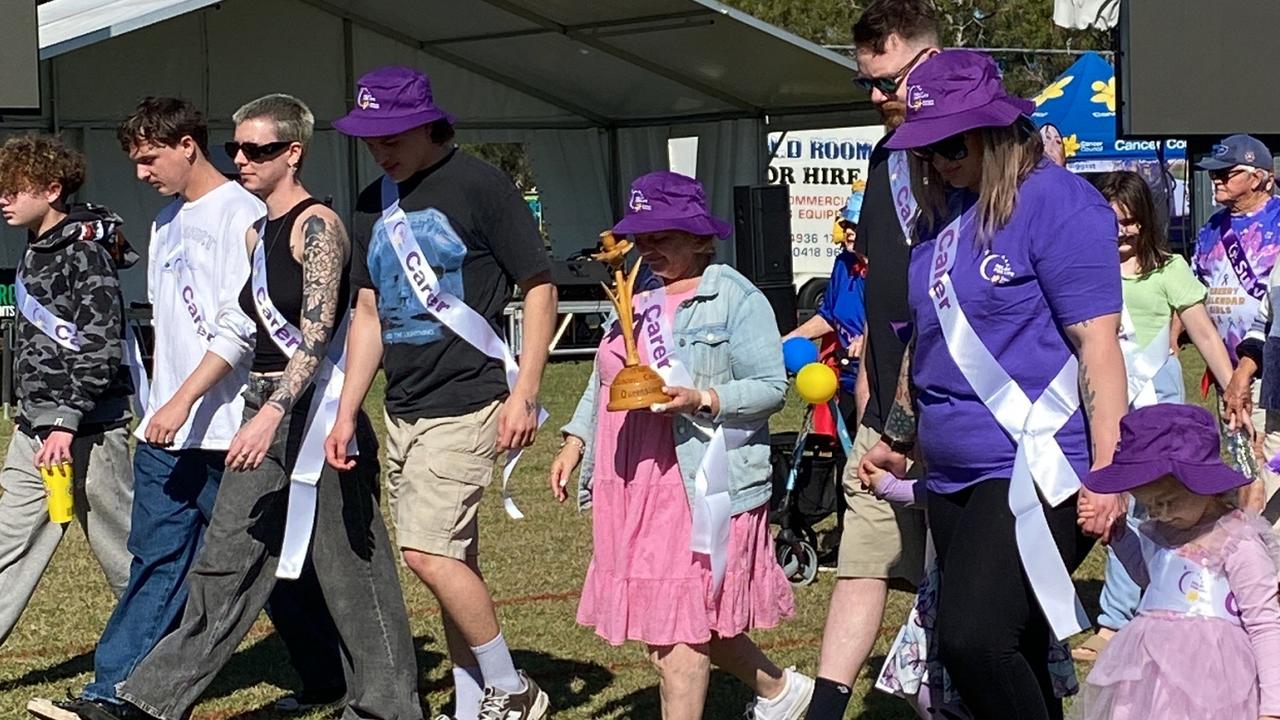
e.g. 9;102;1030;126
1072;171;1240;662
1101;171;1234;407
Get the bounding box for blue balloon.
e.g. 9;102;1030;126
782;337;820;374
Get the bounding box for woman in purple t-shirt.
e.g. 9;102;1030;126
868;50;1130;718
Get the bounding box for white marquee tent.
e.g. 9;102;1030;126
3;0;877;300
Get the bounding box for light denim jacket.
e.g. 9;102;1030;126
562;264;787;515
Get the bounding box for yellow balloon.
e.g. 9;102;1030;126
796;363;838;405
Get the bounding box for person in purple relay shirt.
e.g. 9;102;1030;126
863;50;1130;718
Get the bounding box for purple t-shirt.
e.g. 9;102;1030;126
908;162;1122;494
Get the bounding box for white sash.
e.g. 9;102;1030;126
1118;303;1171;408
162;214;218;345
632;282;759;594
248;230;354;580
16;271;150;416
903;161;1090;640
379;178;547;519
887;150;917;244
1138;542;1241;625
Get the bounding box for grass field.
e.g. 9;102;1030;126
0;350;1211;719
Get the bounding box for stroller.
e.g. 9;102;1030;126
769;339;854;586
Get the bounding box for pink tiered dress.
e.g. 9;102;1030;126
576;287;794;647
1071;510;1280;720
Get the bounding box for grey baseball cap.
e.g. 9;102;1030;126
1196;133;1274;171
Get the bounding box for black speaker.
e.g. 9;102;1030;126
733;185;796;334
1119;0;1280;137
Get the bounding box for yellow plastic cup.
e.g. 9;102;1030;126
41;462;74;523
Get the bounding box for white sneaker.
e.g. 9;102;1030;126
744;667;815;720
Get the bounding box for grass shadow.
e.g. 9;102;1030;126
1074;578;1104;626
420;647;613;716
204;631;310;704
593;669;749;718
0;649;93;694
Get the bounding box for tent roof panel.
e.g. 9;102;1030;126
39;0;872;128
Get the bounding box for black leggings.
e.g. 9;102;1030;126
927;479;1094;720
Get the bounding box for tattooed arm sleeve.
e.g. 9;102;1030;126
268;209;351;414
1064;314;1127;469
882;338;916;444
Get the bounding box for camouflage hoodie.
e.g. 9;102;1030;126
16;203;138;435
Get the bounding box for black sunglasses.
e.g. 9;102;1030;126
224;140;293;162
1208;167;1248;184
910;134;969;162
853;47;932;95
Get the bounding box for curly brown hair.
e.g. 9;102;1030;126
0;133;87;199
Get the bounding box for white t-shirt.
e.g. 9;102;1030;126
135;180;262;450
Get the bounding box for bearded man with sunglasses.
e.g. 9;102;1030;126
803;2;939;718
1201;135;1280;526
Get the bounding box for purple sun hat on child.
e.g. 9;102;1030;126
885;50;1035;151
333;66;455;138
612;171;733;239
1084;404;1250;496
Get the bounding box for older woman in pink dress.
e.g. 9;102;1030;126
549;172;814;719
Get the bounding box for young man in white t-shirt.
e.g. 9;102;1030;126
31;98;343;720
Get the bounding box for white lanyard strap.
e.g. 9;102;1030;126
379;177;546;519
249;230;354;580
924;193;1089;641
634;284;759;595
1118;303;1171;408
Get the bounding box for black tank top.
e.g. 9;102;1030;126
238;198;351;373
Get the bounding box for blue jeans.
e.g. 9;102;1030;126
83;445;223;703
1098;504;1143;630
84;445;343;703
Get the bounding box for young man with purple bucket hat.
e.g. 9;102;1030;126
327;66;557;720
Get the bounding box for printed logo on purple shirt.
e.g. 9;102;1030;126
979;253;1017;285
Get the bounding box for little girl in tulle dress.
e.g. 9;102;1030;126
1071;403;1280;720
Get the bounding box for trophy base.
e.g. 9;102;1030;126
608;365;672;411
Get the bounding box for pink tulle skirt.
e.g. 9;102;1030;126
1070;613;1260;719
576;390;793;647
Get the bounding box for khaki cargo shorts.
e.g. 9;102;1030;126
836;422;927;586
384;400;501;560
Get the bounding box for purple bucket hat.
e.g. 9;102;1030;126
611;171;733;239
333;66;455;138
1084;404;1249;496
884;50;1035;150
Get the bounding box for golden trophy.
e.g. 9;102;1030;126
594;231;674;411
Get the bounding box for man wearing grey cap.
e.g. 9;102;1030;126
1194;134;1280;521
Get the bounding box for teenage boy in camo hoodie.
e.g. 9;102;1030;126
0;133;137;648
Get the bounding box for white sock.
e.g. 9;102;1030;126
470;633;523;694
452;665;484;720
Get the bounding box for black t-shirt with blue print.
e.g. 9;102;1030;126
350;148;550;420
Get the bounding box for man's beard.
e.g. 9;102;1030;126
879;100;906;130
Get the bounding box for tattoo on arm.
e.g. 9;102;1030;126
883;339;917;442
1079;358;1098;454
269;213;350;413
